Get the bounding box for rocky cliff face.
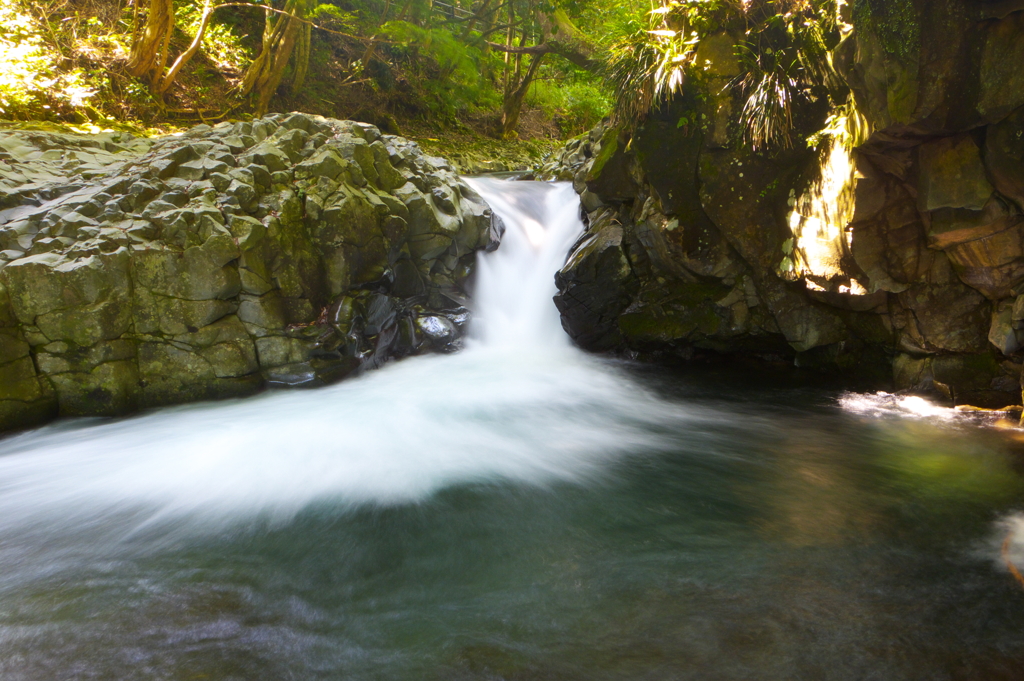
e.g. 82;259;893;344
0;113;501;430
549;2;1024;407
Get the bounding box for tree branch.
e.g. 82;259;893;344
486;39;597;70
156;0;214;94
485;41;552;56
212;2;377;41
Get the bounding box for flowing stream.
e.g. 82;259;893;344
2;179;1024;679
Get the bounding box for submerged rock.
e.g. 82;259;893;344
0;113;500;430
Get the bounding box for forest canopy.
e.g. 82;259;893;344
0;0;846;146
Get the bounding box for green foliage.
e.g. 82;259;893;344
0;0;96;119
4;0;799;142
379;20;498;120
806;98;869;152
526;80;564;117
555;0;650;49
734;1;840;150
306;2;359;39
735;64;796;150
175;1;252;71
559;81;613;134
605;0;843;152
309;3;357;24
0;0;620;138
737;1;839;150
605;0;736;122
528;79;612;135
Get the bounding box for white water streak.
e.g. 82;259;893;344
838;392;957;420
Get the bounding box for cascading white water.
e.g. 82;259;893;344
0;180;699;547
463;177;583;349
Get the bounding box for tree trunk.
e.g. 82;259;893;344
486;8;599;71
289;20;312;92
154;0;215;95
239;0;307;115
501;0;514;94
537;8;597;70
501;52;544;138
127;0;175;83
460;0;491;40
495;3;597;138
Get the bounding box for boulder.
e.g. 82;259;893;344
554;212;636;351
895;282;991;354
917;135;993;212
943;218;1024;300
542;11;1024;403
984;106;1024;212
584;127;636;202
0;114;498;430
977;10;1024;123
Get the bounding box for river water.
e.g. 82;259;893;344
1;179;1024;679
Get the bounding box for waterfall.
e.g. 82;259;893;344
463;178;583;349
0;180;690;543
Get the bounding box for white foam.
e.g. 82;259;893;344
992;513;1024;578
838;392;957;420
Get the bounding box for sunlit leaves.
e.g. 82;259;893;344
0;0;96;119
606;0;731;122
607;0;843;152
734;0;841;150
174;1;251;72
379;20;498;120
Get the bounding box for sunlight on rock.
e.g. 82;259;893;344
782;110;872;297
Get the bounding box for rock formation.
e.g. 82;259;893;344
547;3;1024;407
0;113;501;430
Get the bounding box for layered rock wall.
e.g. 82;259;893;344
0;113;500;430
549;2;1024;405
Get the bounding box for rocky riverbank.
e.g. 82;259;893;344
0;113;502;431
546;4;1024;408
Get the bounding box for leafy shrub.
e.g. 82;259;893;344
379;20;498;120
560;82;612;135
525;80;564;118
605;0;735;122
526;78;611;136
606;0;842;151
734;1;840;150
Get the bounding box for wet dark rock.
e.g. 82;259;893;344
416;315;457;348
985;107;1024;212
364;293;397;337
554;214;635;351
